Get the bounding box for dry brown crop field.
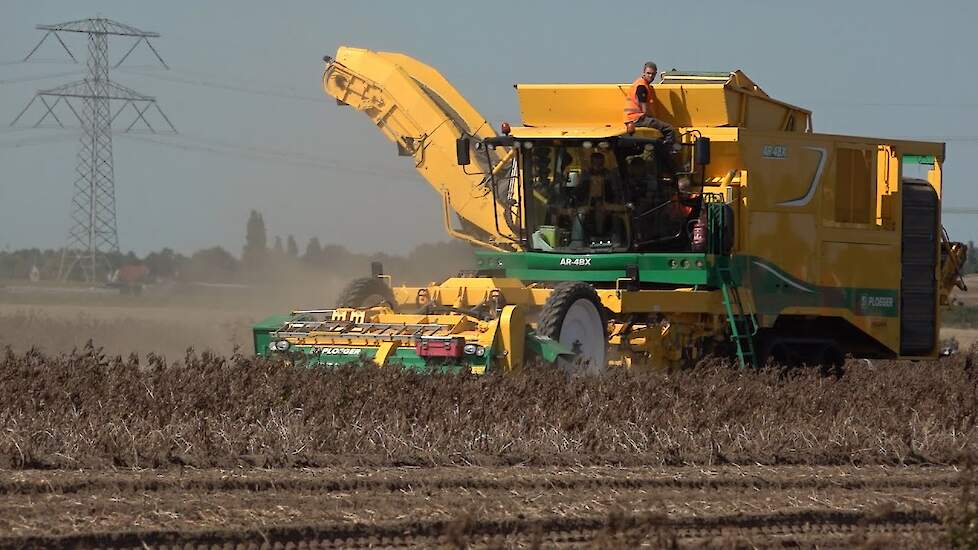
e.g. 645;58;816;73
0;291;977;548
0;345;976;547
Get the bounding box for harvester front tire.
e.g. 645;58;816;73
537;282;608;375
336;277;396;310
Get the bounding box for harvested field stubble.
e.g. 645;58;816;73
1;345;977;469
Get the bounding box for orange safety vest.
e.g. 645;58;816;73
624;77;653;123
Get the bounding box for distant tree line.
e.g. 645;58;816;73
0;209;474;285
6;215;976;285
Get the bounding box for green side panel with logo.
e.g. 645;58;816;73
735;256;899;319
475;251;716;285
474;250;898;319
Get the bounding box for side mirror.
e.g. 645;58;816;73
456;137;471;166
695;137;711;166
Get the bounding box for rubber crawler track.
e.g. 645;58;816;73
0;509;943;549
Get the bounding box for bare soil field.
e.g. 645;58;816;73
0;289;975;548
0;466;957;548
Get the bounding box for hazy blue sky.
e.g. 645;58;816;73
1;1;977;256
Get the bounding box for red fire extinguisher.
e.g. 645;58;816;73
690;214;707;252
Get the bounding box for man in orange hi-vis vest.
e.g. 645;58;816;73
624;61;676;147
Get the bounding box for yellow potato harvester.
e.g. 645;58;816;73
254;46;966;373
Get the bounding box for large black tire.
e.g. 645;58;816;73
336;277;396;310
537;282;608;375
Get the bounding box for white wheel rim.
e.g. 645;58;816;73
558;298;606;375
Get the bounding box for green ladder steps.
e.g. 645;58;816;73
718;266;759;369
708;200;759;368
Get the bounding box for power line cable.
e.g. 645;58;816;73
160;67;323;101
118;67;322;103
2;121;416;178
0;133;77;149
0;70;84;84
162;66;310;92
0;58;79;66
0;126;63;135
167;132;413;175
118;132;416;179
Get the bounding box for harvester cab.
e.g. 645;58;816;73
254;47;967;373
459;128;717;256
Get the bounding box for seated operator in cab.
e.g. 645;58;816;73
579;151;623;205
544;149;581;239
625;146;659;203
628;155;667;249
578;151;625;243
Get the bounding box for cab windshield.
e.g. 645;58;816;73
520;139;701;253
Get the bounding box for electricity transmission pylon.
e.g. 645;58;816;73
11;18;175;282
